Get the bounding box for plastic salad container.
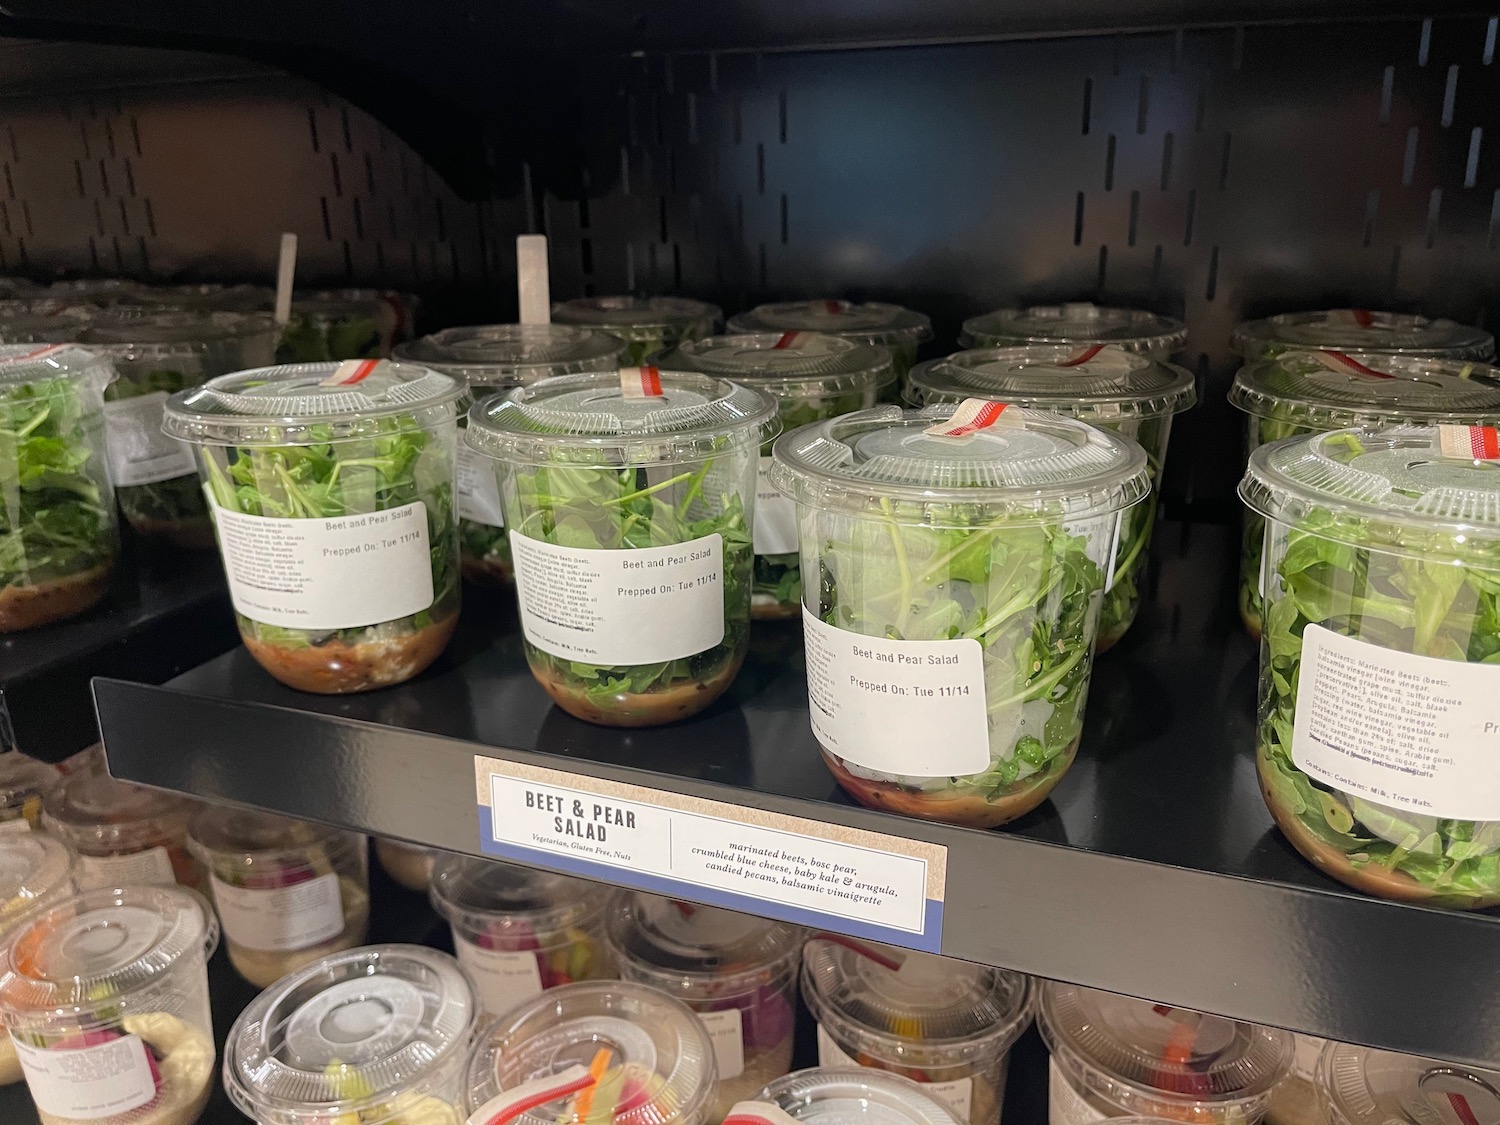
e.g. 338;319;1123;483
464;979;718;1125
606;892;803;1118
1265;1035;1329;1125
1037;983;1292;1125
553;296;721;364
1231;310;1495;363
0;751;61;832
0;344;117;632
429;856;615;1017
726;301;932;390
278;288;416;363
770;403;1149;826
45;278;157;306
164;359;464;694
801;936;1035;1125
376;839;441;893
1229;350;1500;639
0;833;75;1085
1240;422;1500;907
0;884;219;1125
1317;1042;1500;1125
393;324;625;585
467;369;777;726
224;944;478;1125
750;1068;967;1125
186;807;369;988
906;345;1195;651
42;770;204;893
957;304;1187;360
663;332;896;619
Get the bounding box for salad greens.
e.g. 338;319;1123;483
106;366;212;542
276;312;382;364
1094;414;1169;650
460;514;510;582
1240;416;1315;637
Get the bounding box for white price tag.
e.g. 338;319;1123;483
699;1007;745;1080
457;444;505;527
454;934;544;1016
13;1033;158;1120
103;393;196;487
75;846;176;891
211;871;344;952
753;456;798;556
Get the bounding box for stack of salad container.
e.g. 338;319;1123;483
0;752;59;832
1229;347;1500;638
430;856;615;1017
0;834;74;1086
728;300;932;389
0;345;117;632
277;288;417;363
466;369;777;726
662;331;896;618
752;1069;968;1125
1317;1042;1500;1125
553;296;721;363
1231;309;1494;364
958;304;1187;360
41;770;205;893
770;403;1149;825
394;323;625;584
606;892;803;1118
1241;423;1500;907
906;345;1195;651
164;359;464;694
802;936;1036;1125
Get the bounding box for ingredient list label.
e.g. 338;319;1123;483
13;1034;158;1120
212;500;433;631
700;1008;746;1079
453;935;544;1015
1048;1059;1108;1125
818;1026;973;1119
802;608;990;777
510;531;724;665
75;846;176;892
457;444;505;527
210;871;345;952
103;392;196;486
1292;624;1500;820
476;756;945;949
753;456;798;556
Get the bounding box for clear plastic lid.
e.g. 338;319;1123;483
667;333;896;398
1037;983;1292;1115
606;892;802;979
148;283;276;313
958;303;1187;355
465;979;718;1125
225;944;478;1125
907;345;1195;419
1241;424;1500;543
430;856;600;934
1232;310;1495;361
755;1068;966;1125
1228;350;1500;430
75;307;277;350
466;368;778;464
0;751;60;824
727;301;932;349
554;296;722;335
1319;1042;1500;1125
393;324;624;389
0;343;114;395
46;278;154;304
0;306;91;344
163;359;463;445
0;885;214;1010
769;403;1149;523
0;834;74;938
42;771;196;854
186;805;354;860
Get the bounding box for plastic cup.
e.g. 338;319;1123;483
46;279;158;306
464;979;719;1125
164;359;464;694
1241;423;1500;907
42;771;205;893
466;369;778;726
224;944;477;1125
186;806;369;988
1231;309;1494;364
0;884;219;1125
1316;1041;1500;1125
1037;982;1291;1125
0;344;117;632
727;301;932;392
906;345;1195;651
1229;349;1500;639
751;1068;967;1125
1265;1034;1330;1125
430;856;615;1017
801;936;1035;1125
375;838;440;892
553;296;721;364
0;833;76;1085
770;404;1149;826
606;892;803;1118
277;288;417;363
662;332;896;620
394;323;625;585
957;304;1186;360
0;752;61;832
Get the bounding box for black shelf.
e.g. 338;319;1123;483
94;521;1500;1068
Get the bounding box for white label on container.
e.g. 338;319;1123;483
13;1033;158;1120
453;933;544;1015
210;871;344;952
801;608;990;777
700;1008;746;1080
1048;1058;1108;1125
75;846;175;891
753;456;798;556
212;500;433;631
510;531;724;665
1291;623;1500;820
457;444;505;527
1291;1033;1328;1080
103;392;195;487
817;1026;972;1120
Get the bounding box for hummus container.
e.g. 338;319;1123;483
42;771;204;893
